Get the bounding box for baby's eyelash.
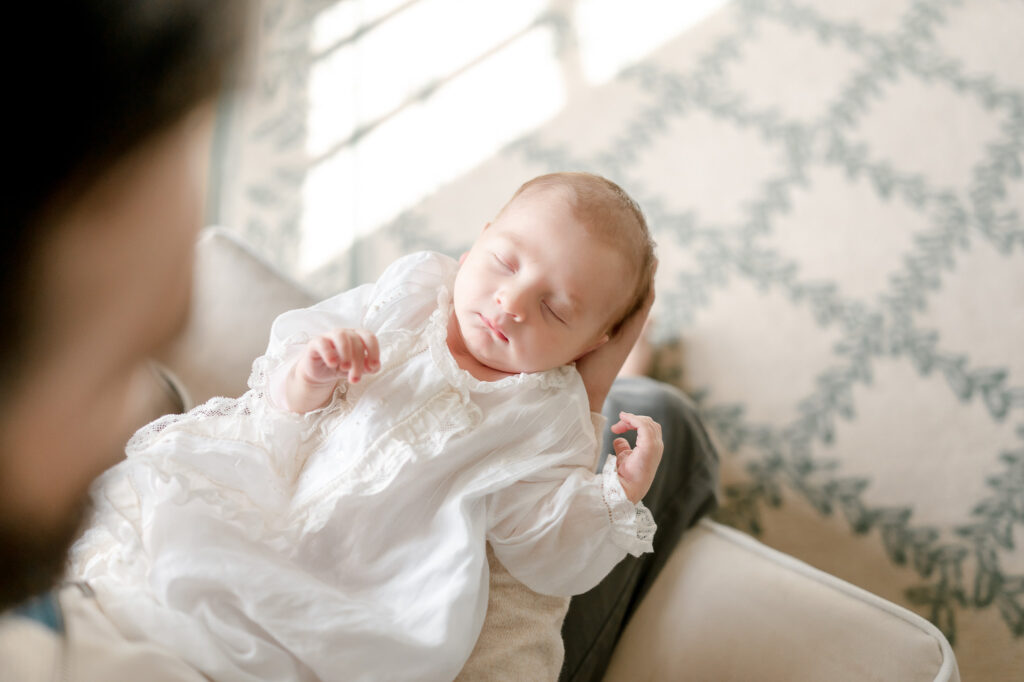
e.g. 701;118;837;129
493;254;512;270
543;301;566;324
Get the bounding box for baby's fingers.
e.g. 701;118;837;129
617;412;662;448
353;329;381;374
311;336;339;368
302;336;348;384
614;413;663;477
328;330;355;367
333;329;379;383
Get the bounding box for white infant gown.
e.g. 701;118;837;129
70;251;656;682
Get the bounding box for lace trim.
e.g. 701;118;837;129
289;384;483;534
248;329;347;413
128;332;346;461
425;287;577;394
125;396;253;455
600;455;656;557
247;331;310;394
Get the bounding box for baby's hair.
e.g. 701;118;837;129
500;172;656;337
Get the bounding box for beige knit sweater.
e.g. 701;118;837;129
456;544;571;681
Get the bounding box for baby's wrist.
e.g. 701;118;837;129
292;362;340;388
616;471;642;505
285;364;338;413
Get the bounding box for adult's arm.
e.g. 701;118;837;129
560;377;721;681
575;285;654;413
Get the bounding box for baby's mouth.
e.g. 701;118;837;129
480;314;509;343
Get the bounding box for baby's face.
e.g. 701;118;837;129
451;188;630;375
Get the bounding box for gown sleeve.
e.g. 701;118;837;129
251;251;456;410
257;281;377;411
485;413;657;598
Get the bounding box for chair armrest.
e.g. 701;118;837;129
604;519;959;682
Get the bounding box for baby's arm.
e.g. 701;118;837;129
284;328;380;413
608;412;663;504
486;414;662;597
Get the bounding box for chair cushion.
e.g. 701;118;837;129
604;520;960;682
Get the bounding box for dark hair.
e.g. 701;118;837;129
0;0;249;392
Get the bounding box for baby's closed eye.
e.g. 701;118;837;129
542;301;566;324
493;253;514;271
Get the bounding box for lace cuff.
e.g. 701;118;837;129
601;455;656;557
249;332;346;415
267;359;346;415
248;333;307;394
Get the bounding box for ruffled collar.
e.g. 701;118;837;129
425;287;577;394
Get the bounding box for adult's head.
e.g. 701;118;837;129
0;0;249;610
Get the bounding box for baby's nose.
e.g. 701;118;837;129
495;289;525;321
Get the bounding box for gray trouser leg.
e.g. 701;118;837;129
560;376;721;682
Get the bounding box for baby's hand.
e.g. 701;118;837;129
609;412;663;504
298;328;381;385
284;328;380;413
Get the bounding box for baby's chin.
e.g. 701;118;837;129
477;350;574;376
461;343;549;377
470;349;526;376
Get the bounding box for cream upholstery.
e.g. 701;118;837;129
604;521;959;682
